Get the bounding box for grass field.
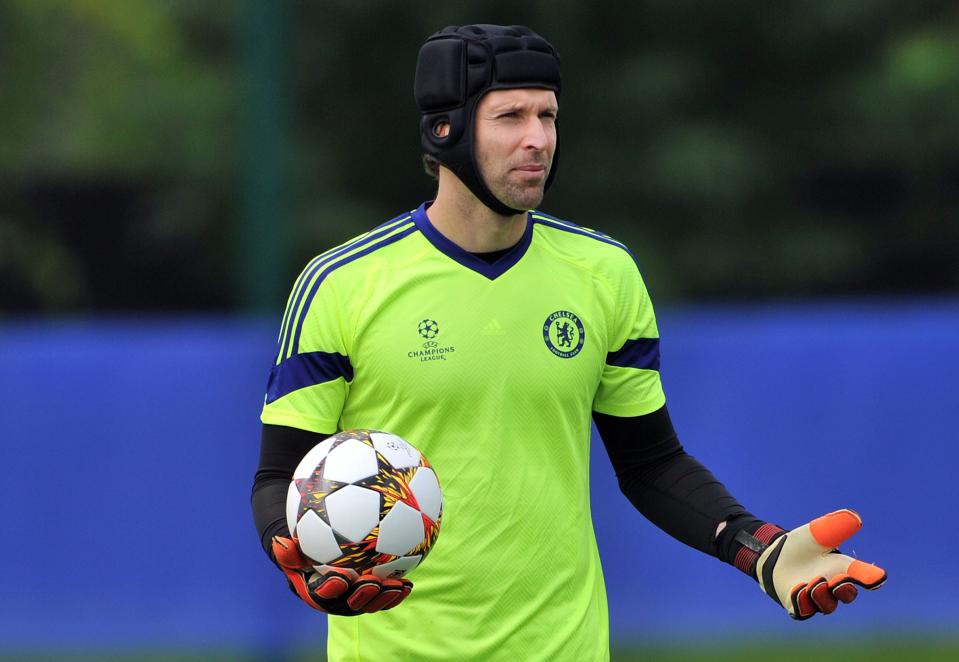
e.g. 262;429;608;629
3;639;959;662
611;639;959;661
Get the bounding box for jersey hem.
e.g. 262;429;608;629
260;410;338;435
592;392;666;418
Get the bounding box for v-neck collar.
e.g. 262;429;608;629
412;201;533;280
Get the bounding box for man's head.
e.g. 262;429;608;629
414;25;561;215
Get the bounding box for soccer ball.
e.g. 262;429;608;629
287;429;443;579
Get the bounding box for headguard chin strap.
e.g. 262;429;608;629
414;24;561;216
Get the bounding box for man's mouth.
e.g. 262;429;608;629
514;164;547;175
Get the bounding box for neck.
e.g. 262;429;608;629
426;170;528;252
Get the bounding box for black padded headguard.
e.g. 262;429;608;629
414;24;561;216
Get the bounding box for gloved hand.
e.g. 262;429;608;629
271;536;413;616
755;509;886;620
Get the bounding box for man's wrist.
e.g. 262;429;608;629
732;524;786;579
715;515;785;580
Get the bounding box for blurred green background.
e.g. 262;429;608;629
2;0;957;316
2;1;958;660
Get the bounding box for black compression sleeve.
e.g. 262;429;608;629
593;406;750;559
251;424;332;561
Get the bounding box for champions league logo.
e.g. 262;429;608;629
409;318;455;362
543;310;585;358
418;319;439;340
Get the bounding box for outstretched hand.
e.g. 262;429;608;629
271;536;413;616
756;509;886;620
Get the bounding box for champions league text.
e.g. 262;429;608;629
407;345;456;362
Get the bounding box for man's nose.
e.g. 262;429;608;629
523;117;550;150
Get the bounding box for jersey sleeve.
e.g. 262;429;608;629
592;252;666;417
260;262;352;434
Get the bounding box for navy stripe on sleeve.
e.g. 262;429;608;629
606;338;661;371
265;351;354;404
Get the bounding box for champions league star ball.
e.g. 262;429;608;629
287;429;443;579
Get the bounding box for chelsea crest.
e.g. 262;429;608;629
543;310;585;358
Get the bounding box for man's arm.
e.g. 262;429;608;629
593;406;885;618
593;405;764;562
252;424;326;560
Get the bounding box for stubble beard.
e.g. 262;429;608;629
499;182;544;211
484;160;551;212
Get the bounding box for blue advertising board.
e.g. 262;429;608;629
1;301;956;651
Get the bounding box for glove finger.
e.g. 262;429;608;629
380;579;413;611
790;582;817;620
363;591;398;613
346;575;383;611
828;574;859;604
371;578;413;612
847;559;887;590
808;577;838;615
272;536;312;570
380;588;412;611
808;509;862;550
308;569;353;601
282;568;325;612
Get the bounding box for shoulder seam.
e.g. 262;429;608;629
531;212;647;280
317;212;415;261
531;213;631;253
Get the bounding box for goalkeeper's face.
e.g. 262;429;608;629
473;89;558;212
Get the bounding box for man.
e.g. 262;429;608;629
252;24;886;661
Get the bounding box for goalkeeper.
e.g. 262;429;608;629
251;24;885;661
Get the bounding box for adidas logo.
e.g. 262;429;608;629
482;319;507;336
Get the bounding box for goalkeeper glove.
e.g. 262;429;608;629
271;536;413;616
750;509;886;620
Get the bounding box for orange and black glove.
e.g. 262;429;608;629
271;536;413;616
750;509;886;620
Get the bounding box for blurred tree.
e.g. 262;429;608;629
0;0;240;312
1;0;957;312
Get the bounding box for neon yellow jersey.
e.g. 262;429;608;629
261;202;665;662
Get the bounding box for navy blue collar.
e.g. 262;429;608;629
412;201;533;280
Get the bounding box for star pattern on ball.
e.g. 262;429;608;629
294;473;348;525
293;430;372;524
356;458;422;514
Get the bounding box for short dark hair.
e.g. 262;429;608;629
422;153;441;180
